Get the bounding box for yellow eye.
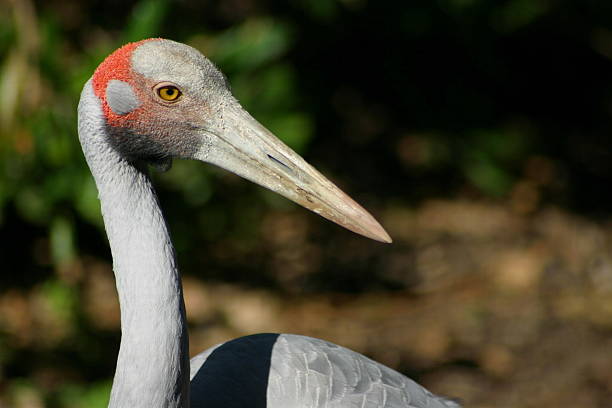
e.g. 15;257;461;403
157;85;181;101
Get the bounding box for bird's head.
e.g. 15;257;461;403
88;38;391;243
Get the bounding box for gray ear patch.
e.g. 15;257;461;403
106;80;140;115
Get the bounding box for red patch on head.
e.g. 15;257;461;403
92;38;160;126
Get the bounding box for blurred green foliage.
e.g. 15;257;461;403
1;0;612;406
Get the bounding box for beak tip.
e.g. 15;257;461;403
368;225;393;244
354;212;392;244
379;232;393;244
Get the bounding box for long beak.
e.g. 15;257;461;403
194;100;391;243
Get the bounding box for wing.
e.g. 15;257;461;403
190;333;460;408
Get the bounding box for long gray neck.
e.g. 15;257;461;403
78;80;189;408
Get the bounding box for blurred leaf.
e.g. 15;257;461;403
0;50;23;134
459;126;529;195
6;379;44;408
437;0;482;16
492;0;548;32
79;381;113;408
123;0;170;42
159;160;213;206
50;216;75;264
295;0;340;21
0;6;14;56
74;175;103;227
249;64;297;108
205;18;292;73
15;185;50;224
464;157;512;196
56;380;112;408
266;113;313;152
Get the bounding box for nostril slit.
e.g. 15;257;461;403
267;154;292;171
266;153;307;182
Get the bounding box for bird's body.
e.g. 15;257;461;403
78;38;460;408
190;333;456;408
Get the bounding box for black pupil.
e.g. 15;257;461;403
165;88;175;96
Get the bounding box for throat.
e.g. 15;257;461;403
104;168;189;408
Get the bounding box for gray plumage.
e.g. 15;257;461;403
78;38;461;408
190;333;459;408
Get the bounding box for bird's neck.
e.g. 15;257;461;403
78;80;189;408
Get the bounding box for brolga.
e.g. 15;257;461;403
78;38;460;408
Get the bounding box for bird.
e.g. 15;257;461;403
78;38;460;408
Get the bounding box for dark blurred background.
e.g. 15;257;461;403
1;0;612;406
